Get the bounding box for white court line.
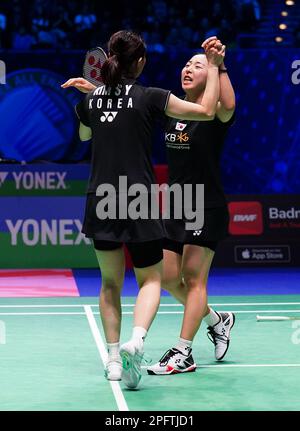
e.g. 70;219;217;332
84;305;128;412
142;363;300;369
1;309;300;316
1;301;300;308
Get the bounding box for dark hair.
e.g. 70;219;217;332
101;30;146;87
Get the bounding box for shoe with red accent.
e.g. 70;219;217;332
147;347;196;375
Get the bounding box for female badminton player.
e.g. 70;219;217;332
147;38;236;375
62;30;225;389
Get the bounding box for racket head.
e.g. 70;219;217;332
83;47;108;86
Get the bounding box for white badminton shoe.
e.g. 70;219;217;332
147;347;196;375
105;356;122;381
207;312;235;361
120;341;144;389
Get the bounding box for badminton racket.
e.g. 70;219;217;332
83;46;108;86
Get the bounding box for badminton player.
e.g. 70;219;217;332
147;38;236;375
62;30;225;388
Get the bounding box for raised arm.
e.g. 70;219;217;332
165;41;224;121
202;39;235;123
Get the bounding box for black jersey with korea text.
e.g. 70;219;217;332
165;114;235;209
75;78;170;242
76;78;170;194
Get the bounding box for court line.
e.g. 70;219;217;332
1;302;300;308
1;309;300;316
141;364;300;369
84;305;129;412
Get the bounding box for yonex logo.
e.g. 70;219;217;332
0;172;8;187
193;230;202;236
100;111;118;122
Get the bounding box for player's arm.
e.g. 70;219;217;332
79;122;92;141
201;38;235;123
61;78;96;93
166;44;223;121
216;63;236;123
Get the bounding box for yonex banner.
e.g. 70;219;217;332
0;164;90;196
0;196;98;268
0;165;299;268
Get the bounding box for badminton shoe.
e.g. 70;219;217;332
207;312;235;361
105;357;122;381
120;341;144;389
147;347;196;375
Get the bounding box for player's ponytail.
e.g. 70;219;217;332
101;54;122;88
101;30;146;87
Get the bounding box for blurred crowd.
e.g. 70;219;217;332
0;0;262;51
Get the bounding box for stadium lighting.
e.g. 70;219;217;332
279;23;287;30
275;37;283;43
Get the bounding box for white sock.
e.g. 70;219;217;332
175;337;192;354
107;342;120;360
203;308;221;327
131;326;147;350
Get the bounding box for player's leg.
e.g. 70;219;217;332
147;244;212;375
94;240;125;380
119;240;163;388
161;239;185;303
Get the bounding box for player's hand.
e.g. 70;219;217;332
61;77;96;93
204;39;226;67
201;36;223;52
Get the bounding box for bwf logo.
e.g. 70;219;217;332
0;60;5;84
0;321;6;345
229;201;263;235
100;111;118;122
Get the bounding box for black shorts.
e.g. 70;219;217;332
163;206;229;254
93;239;163;268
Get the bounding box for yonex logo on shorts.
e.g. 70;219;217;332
100;111;118;122
228;201;263;235
0;60;6;84
193;230;202;236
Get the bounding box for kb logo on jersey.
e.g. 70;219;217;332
100;111;118;122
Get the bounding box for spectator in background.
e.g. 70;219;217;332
12;24;36;50
235;0;261;31
0;9;7;48
74;3;97;48
53;5;73;48
294;23;300;48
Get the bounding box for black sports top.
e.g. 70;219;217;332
76;78;170;194
165;113;235;209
